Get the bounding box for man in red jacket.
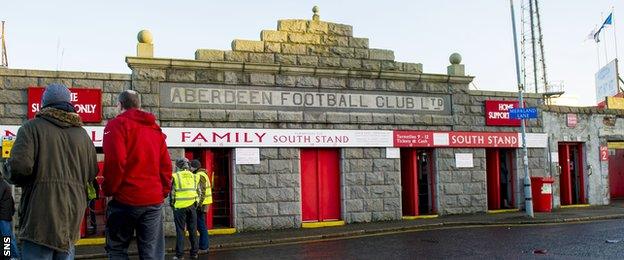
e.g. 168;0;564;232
102;90;172;259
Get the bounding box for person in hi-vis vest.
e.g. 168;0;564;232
170;158;199;259
190;159;213;253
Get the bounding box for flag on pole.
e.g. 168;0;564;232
587;27;598;42
594;13;613;42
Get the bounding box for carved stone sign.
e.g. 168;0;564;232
160;83;451;114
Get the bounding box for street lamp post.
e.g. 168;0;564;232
509;0;534;218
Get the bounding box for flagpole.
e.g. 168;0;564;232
613;6;619;60
604;33;609;62
509;0;533;218
602;12;610;62
597;40;602;69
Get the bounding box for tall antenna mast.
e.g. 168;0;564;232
534;0;549;93
528;0;539;94
519;0;562;103
1;21;7;67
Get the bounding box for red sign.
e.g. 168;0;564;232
394;131;521;148
393;131;434;147
27;87;102;122
485;100;522;126
600;146;609;161
447;132;519;147
567;114;578;128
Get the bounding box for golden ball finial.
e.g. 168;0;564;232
137;30;153;44
312;6;320;21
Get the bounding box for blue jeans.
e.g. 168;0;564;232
173;205;198;257
196;206;209;250
105;200;165;260
0;220;19;258
21;240;73;260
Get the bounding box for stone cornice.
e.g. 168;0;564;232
0;67;130;80
126;56;475;84
540;105;624;116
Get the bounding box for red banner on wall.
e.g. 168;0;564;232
446;132;519;148
394;131;525;148
393;131;434;147
27;87;102;122
485;100;522;126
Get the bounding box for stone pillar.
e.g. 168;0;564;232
137;29;154;58
447;52;465;76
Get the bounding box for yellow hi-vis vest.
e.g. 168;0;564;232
197;171;213;205
173;170;198;209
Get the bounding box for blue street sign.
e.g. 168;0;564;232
509;107;539;119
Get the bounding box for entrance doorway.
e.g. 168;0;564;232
185;148;233;229
608;147;624;198
486;149;515;210
558;143;585;205
401;149;435;216
300;148;341;222
81;161;106;238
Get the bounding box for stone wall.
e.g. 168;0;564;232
342;148;402;223
233;148;301;230
0;68;131;125
436;148;487;214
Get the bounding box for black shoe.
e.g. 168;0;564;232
190;255;199;259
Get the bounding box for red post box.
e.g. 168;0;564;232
531;177;554;212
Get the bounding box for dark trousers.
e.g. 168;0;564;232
21;240;73;260
105;200;165;260
174;205;198;257
196;205;209;250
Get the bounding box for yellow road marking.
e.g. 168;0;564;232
487;209;520;214
302;220;345;228
209;228;236;235
560;204;590;209
75;237;105;246
402;215;439;220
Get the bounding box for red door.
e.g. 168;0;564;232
401;149;419;216
486;149;501;210
185;148;232;229
558;144;572;205
609;149;624;198
559;143;585;205
401;149;435;216
301;148;341;222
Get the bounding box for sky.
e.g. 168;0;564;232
3;1;623;106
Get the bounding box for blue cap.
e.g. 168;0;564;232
41;83;71;107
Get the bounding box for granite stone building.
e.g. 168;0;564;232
5;8;620;238
541;106;624;208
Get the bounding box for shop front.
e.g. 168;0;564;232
541;108;623;208
393;130;547;216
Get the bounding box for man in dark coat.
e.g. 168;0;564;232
5;83;98;259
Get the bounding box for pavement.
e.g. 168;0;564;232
75;202;624;259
